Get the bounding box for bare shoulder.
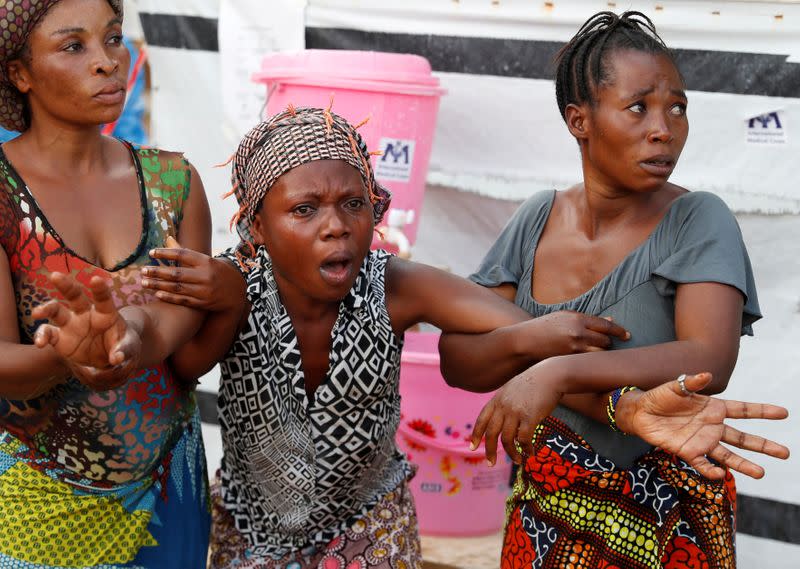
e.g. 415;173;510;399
559;183;585;198
105;136;141;177
384;255;415;296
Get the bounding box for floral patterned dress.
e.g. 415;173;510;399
0;142;210;568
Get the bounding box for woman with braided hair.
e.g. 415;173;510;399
440;10;773;569
0;0;213;566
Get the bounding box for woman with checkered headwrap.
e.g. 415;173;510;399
143;104;521;568
150;105;424;569
0;0;211;566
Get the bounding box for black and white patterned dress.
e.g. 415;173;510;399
216;246;413;558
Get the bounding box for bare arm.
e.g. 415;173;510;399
385;259;628;392
436;283;540;389
439;280;741;421
386;259;533;337
547;282;743;396
550;282;743;425
143;248;248;382
432;280;629;392
469;282;747;464
0;246;70;399
436;282;629;419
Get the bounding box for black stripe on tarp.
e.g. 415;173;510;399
196;390;800;545
738;493;800;544
305;27;800;99
139;13;218;52
306;28;566;81
134;13;800;98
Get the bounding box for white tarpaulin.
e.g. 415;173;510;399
219;0;305;140
307;0;800;212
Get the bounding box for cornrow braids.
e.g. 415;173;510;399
554;10;676;121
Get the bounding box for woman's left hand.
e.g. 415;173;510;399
616;372;790;480
469;366;564;466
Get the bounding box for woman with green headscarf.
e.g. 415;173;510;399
0;0;211;565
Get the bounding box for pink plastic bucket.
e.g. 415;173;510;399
252;50;445;250
397;331;511;536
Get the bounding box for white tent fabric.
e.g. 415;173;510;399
131;0;800;220
307;0;800;212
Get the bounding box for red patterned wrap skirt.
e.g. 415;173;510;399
503;417;736;569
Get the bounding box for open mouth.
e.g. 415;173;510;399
319;257;353;286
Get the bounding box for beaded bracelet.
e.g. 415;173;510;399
606;386;639;433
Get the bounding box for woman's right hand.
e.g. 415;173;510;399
142;238;246;312
521;310;631;358
32;273;141;391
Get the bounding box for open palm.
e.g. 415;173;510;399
624;373;790;479
32;273;140;390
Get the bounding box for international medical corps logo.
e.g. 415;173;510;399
375;137;416;182
749;112;782;130
382;140;413;165
746;110;787;145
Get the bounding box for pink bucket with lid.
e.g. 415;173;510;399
397;331;511;536
252;50;445;252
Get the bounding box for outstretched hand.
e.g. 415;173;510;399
32;272;141;391
469;367;790;481
617;372;790;480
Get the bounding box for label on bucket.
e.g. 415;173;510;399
375;138;416;182
471;468;510;491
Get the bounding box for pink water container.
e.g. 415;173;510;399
397;331;511;536
252;50;445;251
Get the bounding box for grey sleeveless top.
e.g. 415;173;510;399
217;246;412;557
470;190;761;468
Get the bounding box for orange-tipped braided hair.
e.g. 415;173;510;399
225;105;392;261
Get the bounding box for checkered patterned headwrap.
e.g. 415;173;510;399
0;0;124;132
229;105;391;254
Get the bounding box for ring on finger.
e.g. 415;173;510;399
676;374;691;396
